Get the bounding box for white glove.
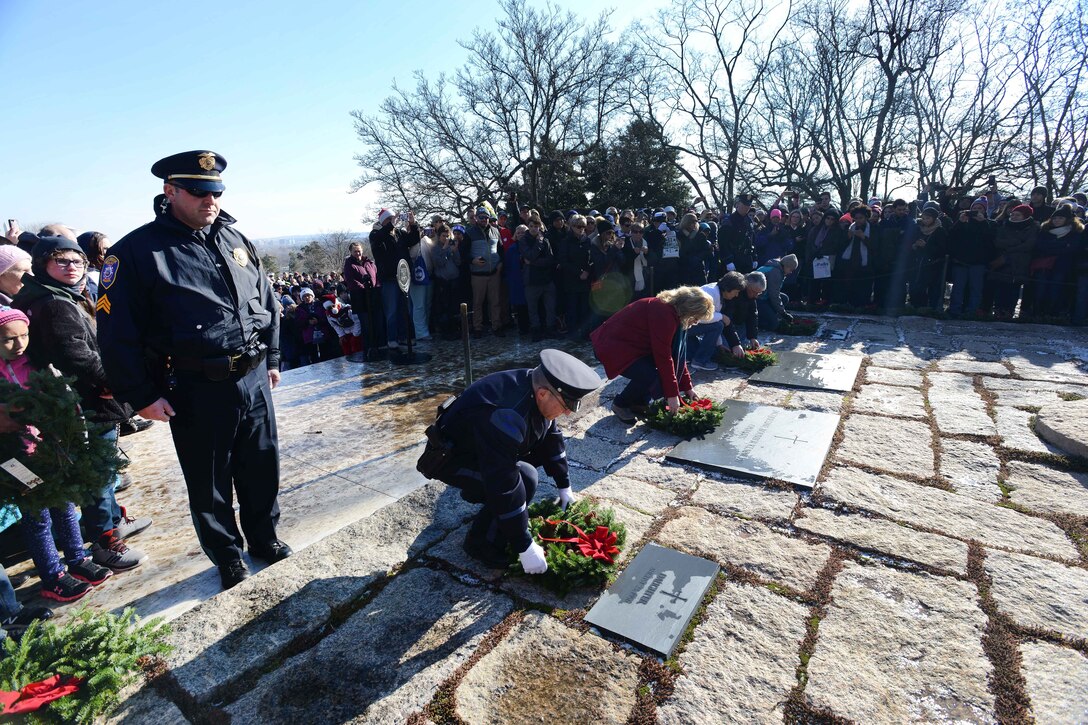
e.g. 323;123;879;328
726;263;736;272
557;487;576;510
519;542;548;575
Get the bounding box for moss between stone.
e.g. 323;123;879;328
784;548;850;724
965;542;1033;724
1057;391;1087;401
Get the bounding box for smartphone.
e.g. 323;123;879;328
6;219;15;229
987;175;997;186
398;213;408;223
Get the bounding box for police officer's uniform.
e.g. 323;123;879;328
423;349;601;564
96;151;288;582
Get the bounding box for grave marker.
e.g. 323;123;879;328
749;351;861;392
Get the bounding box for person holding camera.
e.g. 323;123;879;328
947;198;996;316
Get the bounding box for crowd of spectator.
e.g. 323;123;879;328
262;185;1088;370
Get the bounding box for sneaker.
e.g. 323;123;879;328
118;417;154;437
611;402;637;424
116;506;153;540
691;360;719;371
1;606;54;636
114;473;133;493
91;530;147;571
219;560;251;590
249;540;293;564
68;557;114;585
40;573;92;603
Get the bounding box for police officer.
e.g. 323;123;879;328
421;349;601;573
718;193;757;273
96;150;291;590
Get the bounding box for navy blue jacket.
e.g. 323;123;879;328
440;369;569;549
96;207;279;411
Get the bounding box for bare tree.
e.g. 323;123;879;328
351;0;632;217
297;230;359;274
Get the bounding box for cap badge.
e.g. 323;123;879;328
198;153;217;171
232;247;249;267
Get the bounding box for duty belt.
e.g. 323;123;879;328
171;344;267;382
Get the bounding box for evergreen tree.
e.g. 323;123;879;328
583;119;692;210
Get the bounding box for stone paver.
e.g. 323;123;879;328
865;366;923;388
867;349;930;370
1020;642;1088;724
1035;399;1088;459
852;383;927;419
226;567;514;724
927;373;998;437
455;611;639;724
580;473;676;516
564;433;631;471
1005;461;1088;517
834;415;934;478
983;549;1088;641
820;467;1079;560
784;389;845;413
690;480;798;521
794;507;967;574
935;359;1010;376
659;581;808;724
656;506;831;591
606;454;698;492
939;438;1002;502
805;562;994;723
994;406;1054;454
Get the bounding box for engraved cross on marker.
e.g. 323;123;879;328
661;588;688;605
774;434;809;445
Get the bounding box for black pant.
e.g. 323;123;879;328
440;459;538;553
168;366;280;566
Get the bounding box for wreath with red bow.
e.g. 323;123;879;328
779;317;820;336
646;397;727;438
715;346;778;371
513;499;627;595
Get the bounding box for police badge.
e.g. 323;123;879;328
198;153;217;171
232;248;249;267
100;255;119;289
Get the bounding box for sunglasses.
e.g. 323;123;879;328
174;185;223;199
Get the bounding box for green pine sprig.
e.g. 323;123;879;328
0;606;172;724
714;346;778;371
0;369;125;511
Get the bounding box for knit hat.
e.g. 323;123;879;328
839;213;853;224
596;219;614;236
0;244;31;275
867;197;882;207
1031;185;1048;198
1051;205;1074;221
378;209;395;225
300;287;314;298
921;206;940;219
548;210;565;223
922;201;941;213
971;197;989;213
851;206;871;218
323;300;335;309
451;224;466;234
1010;204;1034;218
30;236;86;279
769;209;783;220
0;307;29;328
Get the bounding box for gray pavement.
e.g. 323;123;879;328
55;314;1088;723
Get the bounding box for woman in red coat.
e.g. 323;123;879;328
590;286;714;423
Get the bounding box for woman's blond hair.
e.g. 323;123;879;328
657;286;714;323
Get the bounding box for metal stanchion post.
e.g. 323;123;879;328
460;302;472;387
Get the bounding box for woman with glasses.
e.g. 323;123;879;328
12;237;150;573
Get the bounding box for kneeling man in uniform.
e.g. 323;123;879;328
419;349;601;574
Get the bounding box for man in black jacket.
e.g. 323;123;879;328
369;209;419;348
97;150;290;590
718;194;756;274
721;270;764;349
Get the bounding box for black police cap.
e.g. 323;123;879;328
539;349;602;412
151;150;227;192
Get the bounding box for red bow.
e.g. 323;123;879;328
0;674;83;715
537;519;620;564
681;397;714;410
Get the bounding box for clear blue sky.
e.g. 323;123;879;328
0;0;659;241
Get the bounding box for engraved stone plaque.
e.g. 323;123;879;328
749;351;862;392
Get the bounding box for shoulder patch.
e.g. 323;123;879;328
101;255;119;290
95;294;111;315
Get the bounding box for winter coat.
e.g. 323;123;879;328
431;242;461;281
590;297;692;400
948;218;996;266
466;224;502;274
12;274;132;424
519;233;556;287
677;228;712;285
342;255;379;291
990;219;1038;282
369;223;418;282
294;300;335;345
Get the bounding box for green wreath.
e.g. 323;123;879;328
714;346;778;371
645;398;726;438
510;499;627;595
778;317;820;336
0;370;125;512
0;606;171;724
